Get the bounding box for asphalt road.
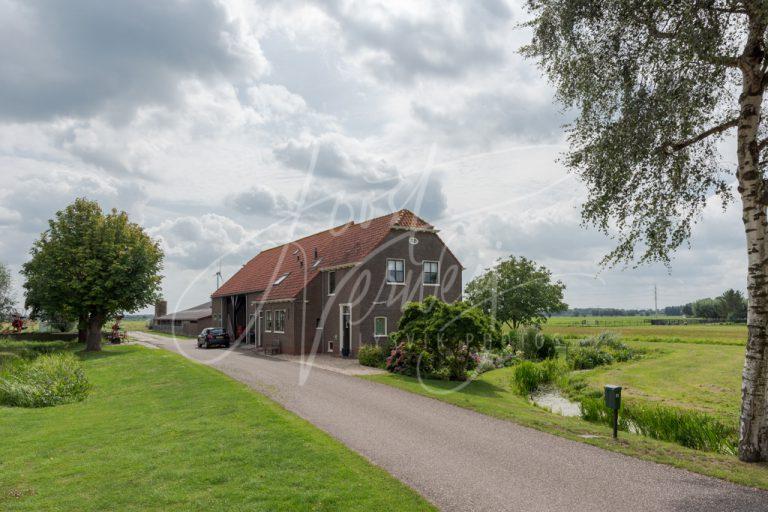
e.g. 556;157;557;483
129;331;768;512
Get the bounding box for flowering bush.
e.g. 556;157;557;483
385;341;433;377
388;297;501;381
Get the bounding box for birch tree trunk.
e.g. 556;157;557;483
738;17;768;462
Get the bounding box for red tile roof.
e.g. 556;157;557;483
211;209;434;300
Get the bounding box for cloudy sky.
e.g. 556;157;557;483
0;0;747;313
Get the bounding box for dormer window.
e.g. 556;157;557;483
274;272;290;285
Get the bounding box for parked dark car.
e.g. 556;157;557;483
197;327;230;349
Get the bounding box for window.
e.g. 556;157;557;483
274;272;289;285
387;259;405;283
274;310;286;333
328;271;336;294
265;311;273;332
374;317;387;337
423;261;439;285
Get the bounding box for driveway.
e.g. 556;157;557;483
129;331;768;512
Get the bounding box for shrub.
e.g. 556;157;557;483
389;296;500;380
569;346;614;370
472;346;518;375
511;327;560;361
512;358;568;395
385;341;433;377
358;344;385;368
568;332;640;369
0;352;90;408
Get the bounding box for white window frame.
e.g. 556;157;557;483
374;316;387;337
328;270;336;295
274;310;286;333
265;310;273;332
386;258;405;284
423;260;439;286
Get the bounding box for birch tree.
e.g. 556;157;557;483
522;1;768;461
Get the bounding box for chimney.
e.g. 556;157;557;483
155;300;167;318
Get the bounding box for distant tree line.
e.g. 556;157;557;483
555;289;747;323
667;289;748;323
551;308;659;317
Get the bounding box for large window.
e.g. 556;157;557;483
265;310;273;332
387;259;405;283
328;271;336;295
423;261;439;285
374;317;387;337
275;310;286;333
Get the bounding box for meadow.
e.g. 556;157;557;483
0;341;432;512
542;317;747;345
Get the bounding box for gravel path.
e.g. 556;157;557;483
129;331;768;512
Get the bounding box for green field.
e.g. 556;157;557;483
576;341;743;424
542;319;747;345
0;344;432;512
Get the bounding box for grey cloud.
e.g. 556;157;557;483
0;0;266;122
230;185;292;216
149;213;261;270
313;0;512;82
273;134;401;189
413;90;569;147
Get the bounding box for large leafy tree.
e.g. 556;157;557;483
465;255;567;329
523;0;768;461
22;198;163;351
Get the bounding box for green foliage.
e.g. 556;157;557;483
21;198;164;350
522;1;745;265
389;296;500;380
567;332;640;370
358;344;385;368
0;352;90;408
690;289;748;322
580;397;737;454
473;345;518;375
509;327;561;360
465;255;566;329
512;358;569;395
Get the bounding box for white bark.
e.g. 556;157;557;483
738;19;768;461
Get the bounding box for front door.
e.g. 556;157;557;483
257;311;263;347
340;304;351;357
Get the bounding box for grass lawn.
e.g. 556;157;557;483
364;339;768;490
575;341;743;424
0;344;433;512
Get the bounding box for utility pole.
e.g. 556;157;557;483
654;284;658;315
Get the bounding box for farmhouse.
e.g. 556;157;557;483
151;301;213;337
211;209;462;356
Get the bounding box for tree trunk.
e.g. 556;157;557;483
77;314;87;343
738;25;768;462
85;313;105;352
